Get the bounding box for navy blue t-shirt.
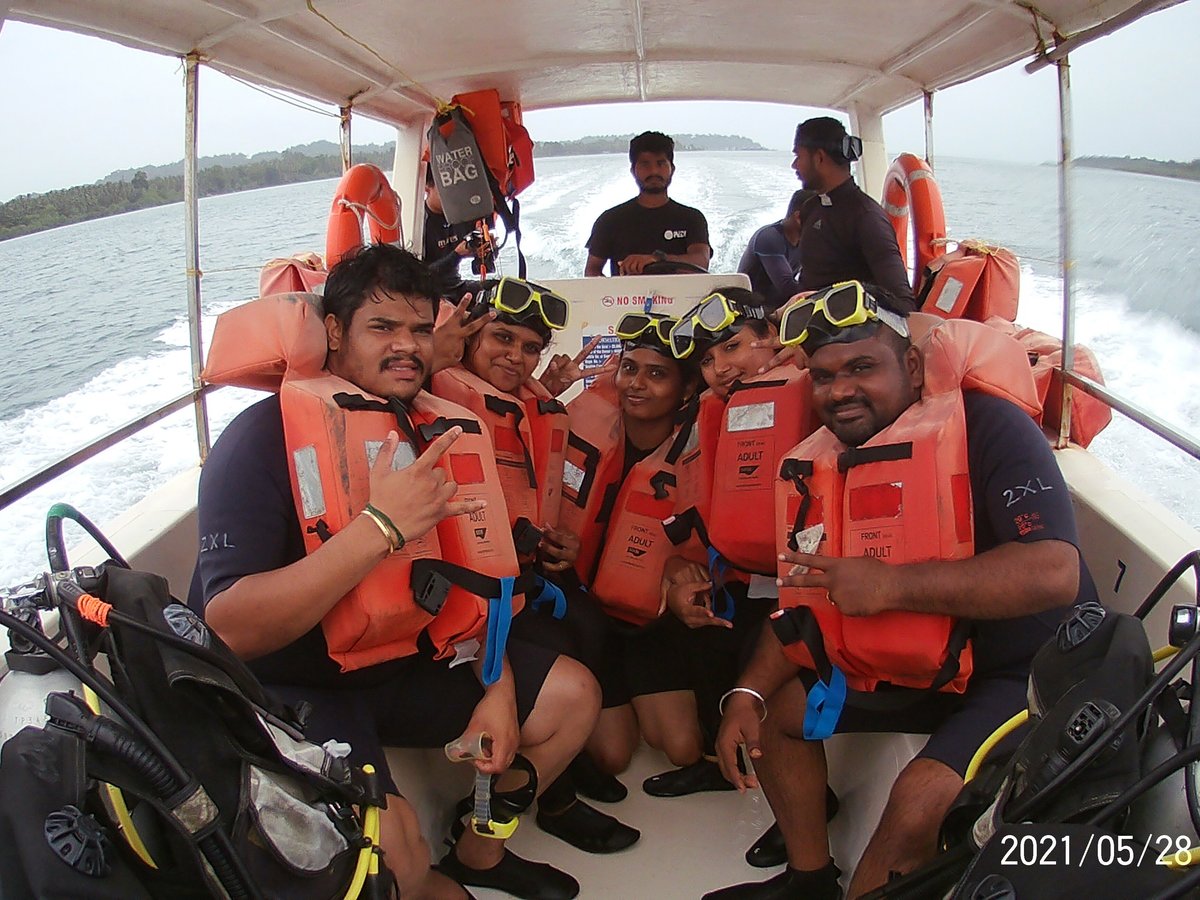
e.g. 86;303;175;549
187;394;407;688
962;390;1097;673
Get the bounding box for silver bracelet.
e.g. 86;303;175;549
719;687;767;722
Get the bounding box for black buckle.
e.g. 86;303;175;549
413;570;453;615
326;801;368;846
512;518;543;557
419;417;483;442
770;608;805;647
779;458;813;482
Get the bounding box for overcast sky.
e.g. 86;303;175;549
1;2;1197;202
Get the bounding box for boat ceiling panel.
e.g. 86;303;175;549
3;0;1168;123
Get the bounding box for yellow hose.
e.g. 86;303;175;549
1154;645;1180;663
1163;846;1200;869
343;764;383;900
964;709;1029;784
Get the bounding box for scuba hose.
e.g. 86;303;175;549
0;600;260;900
866;553;1200;899
963;709;1029;784
1004;553;1200;824
82;683;158;869
31;507;384;898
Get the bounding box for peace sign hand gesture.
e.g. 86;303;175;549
539;335;619;396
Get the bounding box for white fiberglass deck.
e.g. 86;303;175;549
387;733;925;898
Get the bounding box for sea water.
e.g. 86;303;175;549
1;152;1199;586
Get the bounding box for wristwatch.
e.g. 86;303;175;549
652;250;668;262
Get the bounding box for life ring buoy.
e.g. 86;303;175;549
325;164;402;267
882;153;947;290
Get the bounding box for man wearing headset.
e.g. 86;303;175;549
790;117;915;309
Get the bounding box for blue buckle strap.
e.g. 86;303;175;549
707;546;736;621
530;575;567;620
802;666;847;740
482;576;516;686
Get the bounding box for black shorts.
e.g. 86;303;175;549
660;583;774;744
510;578;609;681
597;615;693;709
266;637;560;795
799;666;1031;777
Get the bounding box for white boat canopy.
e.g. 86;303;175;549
1;0;1183;125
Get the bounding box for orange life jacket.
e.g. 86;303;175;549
451;90;536;199
203;293;527;679
917;240;1020;324
705;366;818;576
431;367;568;554
984;318;1112;449
259;252;327;297
675;390;723;521
771;319;1041;708
560;377;701;625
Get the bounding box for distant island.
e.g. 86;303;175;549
0;140;395;242
1075;155;1200;182
536;133;766;156
0;133;762;241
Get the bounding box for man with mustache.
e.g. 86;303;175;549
705;285;1094;899
584;131;712;276
191;244;599;900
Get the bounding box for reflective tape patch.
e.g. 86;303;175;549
563;459;586;492
728;401;775;432
934;276;965;314
365;440;416;471
681;423;700;455
293;445;325;519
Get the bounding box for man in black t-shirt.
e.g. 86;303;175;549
790;117;915;308
707;291;1095;900
584;131;712;276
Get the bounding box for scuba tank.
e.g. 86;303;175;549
863;553;1200;900
0;580;82;751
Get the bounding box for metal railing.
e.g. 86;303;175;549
0;385;219;512
1064;370;1200;462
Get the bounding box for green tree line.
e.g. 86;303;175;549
0;146;394;241
1;132;762;241
1075;155;1200;181
535;133;766;157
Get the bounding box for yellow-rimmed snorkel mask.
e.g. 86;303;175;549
615;311;681;356
778;281;909;353
472;277;571;339
668;291;767;359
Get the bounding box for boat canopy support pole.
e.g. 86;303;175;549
923;90;935;171
393;118;427;255
183;52;211;464
339;105;352;172
849;104;886;202
1055;56;1075;449
1027;0;1185;74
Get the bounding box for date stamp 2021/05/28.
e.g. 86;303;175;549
999;831;1196;868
